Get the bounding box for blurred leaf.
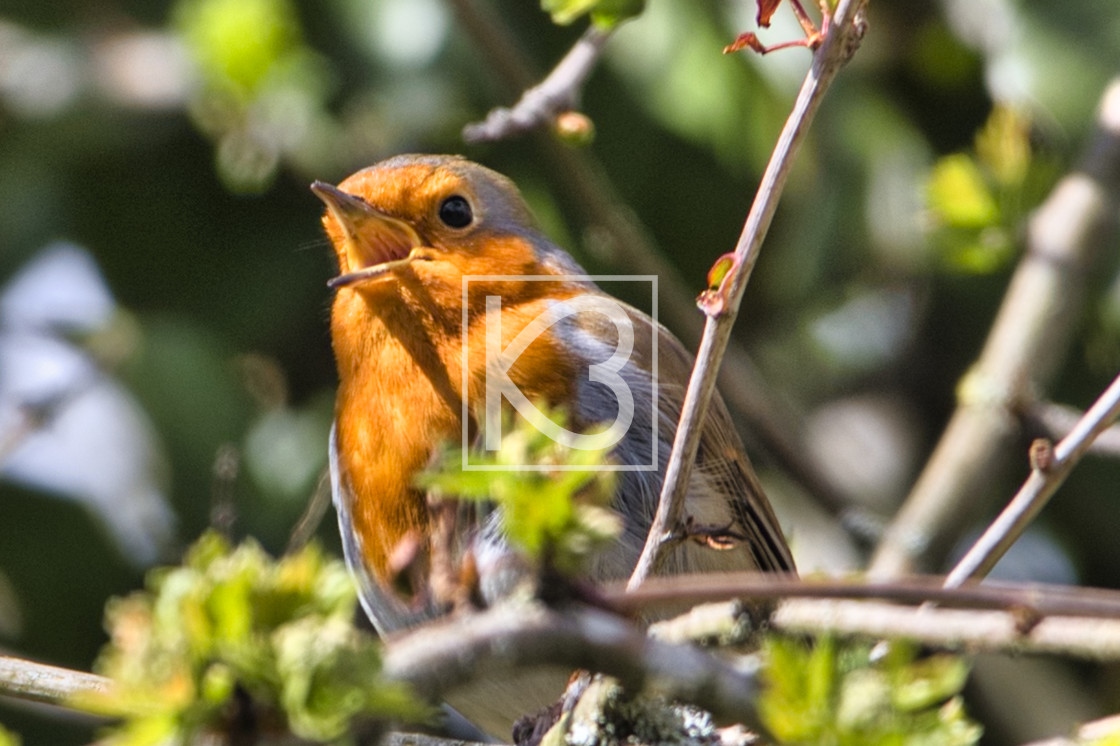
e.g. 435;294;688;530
908;21;982;92
924;106;1058;276
172;0;333;191
891;650;971;712
760;636;981;745
274;616;422;740
243;394;333;502
927;154;999;230
975;106;1031;187
0;723;21;746
174;0;301;98
541;0;645;28
77;532;429;744
607;1;781;171
936;227;1014;274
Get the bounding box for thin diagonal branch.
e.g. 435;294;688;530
461;25;613;144
1023;400;1120;458
608;572;1120;620
944;369;1120;587
626;0;868;589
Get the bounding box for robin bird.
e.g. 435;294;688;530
313;154;794;733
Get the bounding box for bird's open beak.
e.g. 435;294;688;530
311;181;423;289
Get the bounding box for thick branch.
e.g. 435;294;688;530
870;78;1120;576
772;599;1120;661
380;603;762;730
618;574;1120;660
610;573;1120;619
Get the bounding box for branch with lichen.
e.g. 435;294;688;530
381;602;763;731
611;573;1120;661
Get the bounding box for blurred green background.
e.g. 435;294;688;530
1;0;1119;743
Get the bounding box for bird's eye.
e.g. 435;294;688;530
438;195;473;229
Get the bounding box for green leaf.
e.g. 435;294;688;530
417;406;620;576
927;154;1000;229
936;227;1014;275
0;723;22;746
541;0;644;27
891;654;971;712
760;636;981;746
975;105;1031;188
83;532;426;744
174;0;302;97
590;0;646;27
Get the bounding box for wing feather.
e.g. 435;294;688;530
558;298;795;577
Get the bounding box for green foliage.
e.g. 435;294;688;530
175;0;301;98
760;636;982;746
927;155;1000;231
925;106;1056;274
172;0;331;191
0;724;20;746
418;408;622;576
541;0;646;28
78;532;429;745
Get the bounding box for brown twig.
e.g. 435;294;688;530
607;572;1120;619
870;78;1120;576
286;469;334;552
943;369;1120;587
1023;400;1120;458
461;24;613;144
626;0;868;589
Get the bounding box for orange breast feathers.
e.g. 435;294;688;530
319;155;588;581
330;281;583;580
